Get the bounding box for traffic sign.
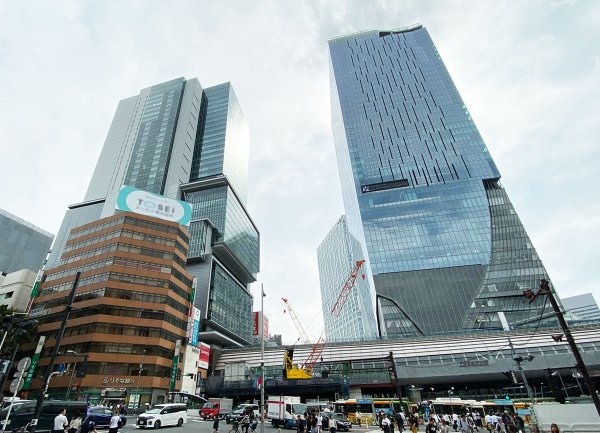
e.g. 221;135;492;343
17;357;31;372
10;377;24;394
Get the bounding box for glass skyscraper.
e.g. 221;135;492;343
317;216;378;342
328;25;559;338
47;78;259;347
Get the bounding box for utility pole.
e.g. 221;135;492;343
525;280;600;416
30;272;80;433
499;312;538;429
260;284;265;433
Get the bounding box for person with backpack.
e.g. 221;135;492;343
322;414;330;433
108;410;122;433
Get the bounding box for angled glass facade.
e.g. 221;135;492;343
317;216;378;342
329;25;557;337
124;78;186;194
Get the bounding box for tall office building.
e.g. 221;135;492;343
562;293;600;323
0;208;54;274
46;78;259;347
317;216;378;342
328;25;559;338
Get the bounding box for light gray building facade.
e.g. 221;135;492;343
563;293;600;323
0;208;53;274
47;78;259;347
317;216;378;342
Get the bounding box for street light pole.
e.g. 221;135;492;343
552;371;569;398
135;349;146;410
260;284;265;433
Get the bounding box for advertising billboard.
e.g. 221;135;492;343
252;311;269;338
115;185;193;226
191;308;200;347
198;343;210;369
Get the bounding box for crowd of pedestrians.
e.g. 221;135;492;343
295;410;339;433
51;407;123;433
370;409;527;433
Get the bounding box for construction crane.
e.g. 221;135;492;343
283;259;365;380
282;298;311;344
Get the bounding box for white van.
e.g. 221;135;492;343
137;403;188;428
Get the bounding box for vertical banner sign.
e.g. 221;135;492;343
198;343;210;369
22;336;46;390
187;278;197;344
191;308;200;347
169;339;181;392
252;312;259;336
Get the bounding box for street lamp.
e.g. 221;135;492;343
65;350;80;400
572;370;584;395
551;371;569;398
136;349;147;409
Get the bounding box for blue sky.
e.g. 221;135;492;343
1;0;598;343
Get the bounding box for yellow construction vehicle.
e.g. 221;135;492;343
283;348;312;379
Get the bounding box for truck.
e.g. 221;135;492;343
200;398;233;420
268;396;306;429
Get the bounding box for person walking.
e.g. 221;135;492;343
356;411;362;428
426;418;439;433
68;412;83;433
395;412;405;432
212;415;220;433
109;410;122;433
410;413;419;433
440;420;450;433
381;414;391;433
298;415;307;433
330;416;338;433
53;408;69;433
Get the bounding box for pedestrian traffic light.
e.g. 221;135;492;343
505;394;510;400
2;316;14;330
76;360;88;378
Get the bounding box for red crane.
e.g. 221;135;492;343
300;259;365;371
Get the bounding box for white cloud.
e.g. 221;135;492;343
0;0;598;344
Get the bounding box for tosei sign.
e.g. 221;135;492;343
116;185;193;226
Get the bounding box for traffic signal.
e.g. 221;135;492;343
76;360;88;378
2;316;14;330
505;394;510;401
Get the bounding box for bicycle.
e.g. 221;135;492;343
229;422;242;433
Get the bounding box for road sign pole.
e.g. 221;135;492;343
1;357;30;433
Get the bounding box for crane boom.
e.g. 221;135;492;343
282;298;311;344
300;259;365;371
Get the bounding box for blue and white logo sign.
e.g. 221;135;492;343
116;185;193;226
191;308;200;347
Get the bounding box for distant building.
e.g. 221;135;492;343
562;293;600;323
0;269;37;312
0;208;53;274
317;216;378;342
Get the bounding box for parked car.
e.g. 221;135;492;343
329;413;351;431
0;400;87;432
86;406;127;428
226;405;259;424
137;403;187;428
226;409;245;424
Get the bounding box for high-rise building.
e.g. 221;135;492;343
29;212;194;404
317;216;378;342
46;78;259;347
562;293;600;323
328;25;559;338
0;208;53;274
0;269;37;312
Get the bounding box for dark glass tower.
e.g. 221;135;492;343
328;25;558;338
